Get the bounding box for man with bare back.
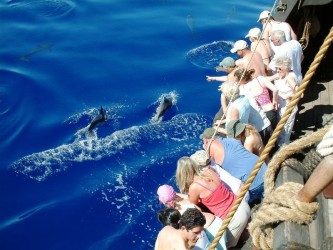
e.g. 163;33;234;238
230;40;267;77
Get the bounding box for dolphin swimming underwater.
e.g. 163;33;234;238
152;96;174;122
88;107;108;131
19;44;53;62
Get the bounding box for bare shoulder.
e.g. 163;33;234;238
157;225;174;237
286;72;297;84
189;181;202;193
156;226;186;250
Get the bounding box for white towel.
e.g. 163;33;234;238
316;125;333;157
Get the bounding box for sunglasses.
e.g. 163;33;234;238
270;38;279;43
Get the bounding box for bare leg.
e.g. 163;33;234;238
296;155;333;202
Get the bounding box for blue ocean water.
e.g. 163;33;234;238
0;0;272;249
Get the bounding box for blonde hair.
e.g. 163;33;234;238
176;157;215;194
219;81;239;102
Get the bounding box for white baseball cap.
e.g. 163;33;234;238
245;27;261;38
257;10;271;22
230;40;248;53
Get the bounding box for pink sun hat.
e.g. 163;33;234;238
157;184;177;207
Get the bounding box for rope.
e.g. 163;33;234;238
264;126;329;195
299;7;321;50
299;8;311;50
249;183;319;249
208;26;333;250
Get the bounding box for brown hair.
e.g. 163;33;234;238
244;124;261;137
234;68;255;82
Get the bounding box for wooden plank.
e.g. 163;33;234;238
274;166;311;249
274;223;313;250
275;165;304;188
309;194;326;249
295;80;333;137
329;200;333;237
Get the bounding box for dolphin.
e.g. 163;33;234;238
152;96;173;122
88;107;108;131
19;44;53;62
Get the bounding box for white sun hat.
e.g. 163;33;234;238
245;27;261;38
257;10;271;22
230;40;248;53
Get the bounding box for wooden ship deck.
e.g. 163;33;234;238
240;0;333;249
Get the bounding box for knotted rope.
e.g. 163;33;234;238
249;124;333;249
299;7;321;50
209;26;333;250
249;182;319;249
264;126;329;195
248;128;326;249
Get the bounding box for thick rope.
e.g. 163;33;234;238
249;182;319;249
209;26;333;250
248;126;331;249
265;126;329;195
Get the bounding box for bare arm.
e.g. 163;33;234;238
230;107;240;121
297;155;333;202
221;94;228;114
261;76;278;108
261;23;271;41
286;74;298;101
176;193;189;199
206;76;228;82
265;73;279;83
207;139;225;166
188;184;201;205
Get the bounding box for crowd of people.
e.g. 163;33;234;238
154;10;305;250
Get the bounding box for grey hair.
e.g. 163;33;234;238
275;56;292;71
219;81;239;102
271;30;286;43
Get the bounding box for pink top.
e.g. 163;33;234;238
253;77;271;107
194;181;235;219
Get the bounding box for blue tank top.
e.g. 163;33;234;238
217;138;267;190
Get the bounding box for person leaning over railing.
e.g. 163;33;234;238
157;184;227;250
154;207;206;250
175;157;251;248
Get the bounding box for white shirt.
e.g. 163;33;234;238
210;164;250;202
271;21;292;41
269;40;303;84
